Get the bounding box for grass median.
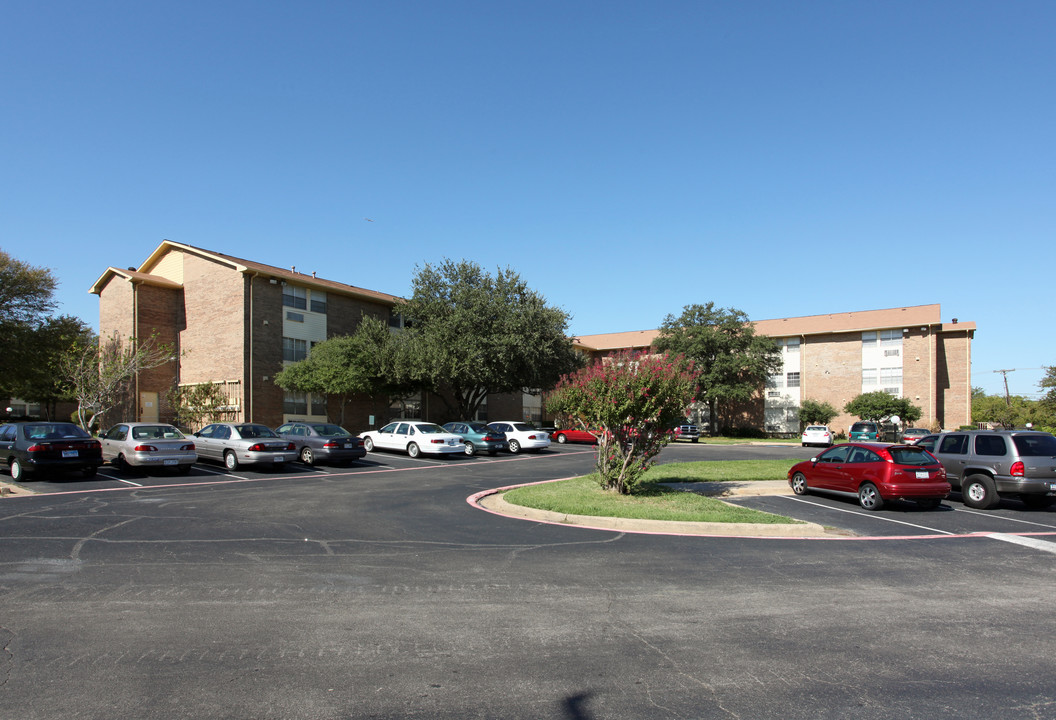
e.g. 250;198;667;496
502;459;802;525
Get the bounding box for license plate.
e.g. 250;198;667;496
1050;483;1056;492
916;471;929;479
62;450;78;458
344;443;353;448
274;456;285;462
163;459;178;466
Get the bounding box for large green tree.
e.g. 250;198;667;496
798;398;839;426
653;303;781;435
397;259;582;420
546;351;697;494
844;391;922;425
274;315;409;423
0;250;61;397
7;315;95;417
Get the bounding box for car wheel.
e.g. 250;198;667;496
300;447;315;466
1021;495;1056;509
10;458;27;482
114;454;129;471
962;475;999;509
556;434;567;444
790;472;808;495
508;440;521;454
363;437;374;452
82;466;97;478
407;443;420;458
916;498;942;510
858;482;884;511
464;442;476;456
801;442;807;447
224;451;239;471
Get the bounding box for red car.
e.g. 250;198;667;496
551;427;598;444
787;442;950;511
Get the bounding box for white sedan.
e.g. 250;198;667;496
360;421;465;458
487;421;551;454
801;425;834;447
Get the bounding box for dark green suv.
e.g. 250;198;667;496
849;421;881;442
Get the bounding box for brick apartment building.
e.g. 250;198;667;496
92;243;973;434
571;304;975;434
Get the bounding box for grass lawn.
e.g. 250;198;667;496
501;460;804;525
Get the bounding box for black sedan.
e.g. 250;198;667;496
0;421;103;481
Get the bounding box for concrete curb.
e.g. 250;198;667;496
473;483;831;538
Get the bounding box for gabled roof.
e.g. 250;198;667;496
91;240;403;305
89;267;184;294
571;305;974;352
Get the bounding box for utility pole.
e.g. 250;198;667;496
994;369;1016;406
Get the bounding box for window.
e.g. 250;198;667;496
880;329;902;347
974;435;1008;457
784;337;800;354
283;337;307;363
282;285;307;309
786;372;800;388
286;311;304;322
310;291;327;314
284;391;307;415
938;434;968;455
311;394;327;416
767;374;783;389
880;367;902;394
862;331;877;347
862;368;878;387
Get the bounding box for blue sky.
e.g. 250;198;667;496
3;1;1053;398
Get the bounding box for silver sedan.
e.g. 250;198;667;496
192;423;297;470
99;422;197;474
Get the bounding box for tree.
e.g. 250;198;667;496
6;315;95;418
167;382;232;430
844;391;922;425
0;250;60;396
798;398;839;426
653;303;781;435
397;259;582;420
59;332;174;432
546;351;697;495
274;315;407;423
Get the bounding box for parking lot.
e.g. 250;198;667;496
3;441;1055;718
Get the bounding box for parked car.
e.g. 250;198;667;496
360;421;465;458
0;421;103;481
274;422;366;466
99;422;196;474
901;428;930;445
192;423;297;470
670;424;700;443
848;421;881;442
487;421;550;454
801;425;834;447
926;430;1056;509
441;422;507;456
550;427;598;445
787;442;950;511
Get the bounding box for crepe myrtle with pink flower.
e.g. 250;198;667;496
546;351;698;495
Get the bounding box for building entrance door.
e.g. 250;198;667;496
140;392;159;422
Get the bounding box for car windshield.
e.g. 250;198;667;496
888;446;938;466
235;425;278;439
1012;434;1056;457
23;424;90;440
132;425;184;440
311;424;351;437
413;424;447;434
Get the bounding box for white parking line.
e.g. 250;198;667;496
987;533;1056;555
778;495;957;535
952;506;1056;530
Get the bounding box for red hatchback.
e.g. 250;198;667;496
551;427;598;444
787;442;950;511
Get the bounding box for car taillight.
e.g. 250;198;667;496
248;443;266;452
287;442;296;451
527;434;537;439
1010;461;1025;477
89;440;101;449
26;444;44;453
323;441;339;449
430;439;445;444
182;443;195;451
134;444;158;452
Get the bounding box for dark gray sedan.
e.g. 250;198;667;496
274;422;367;466
192;423;297;470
